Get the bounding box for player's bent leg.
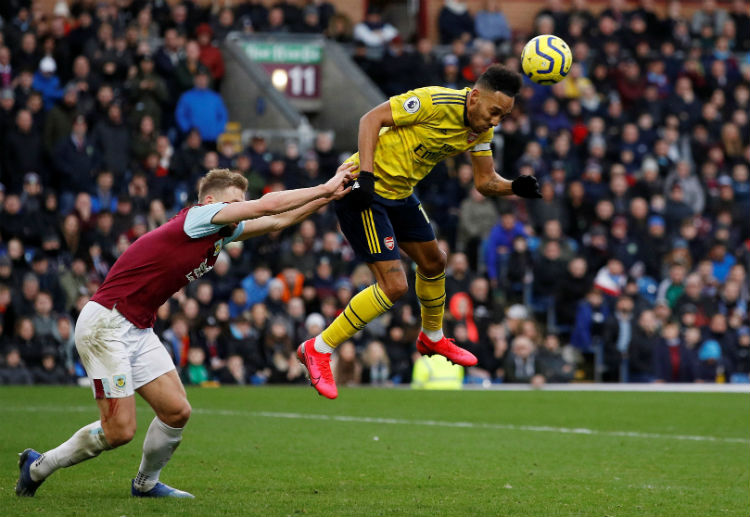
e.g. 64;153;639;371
18;397;132;496
132;370;193;498
400;240;477;367
299;260;403;399
137;370;191;428
98;396;138;446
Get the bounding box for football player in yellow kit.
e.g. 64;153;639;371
297;65;541;399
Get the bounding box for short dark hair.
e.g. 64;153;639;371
476;65;523;97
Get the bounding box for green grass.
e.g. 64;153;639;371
0;386;748;516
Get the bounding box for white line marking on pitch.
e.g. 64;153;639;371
5;405;748;445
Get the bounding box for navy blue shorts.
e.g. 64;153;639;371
335;193;436;263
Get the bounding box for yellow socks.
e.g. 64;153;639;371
416;268;446;337
320;284;393;348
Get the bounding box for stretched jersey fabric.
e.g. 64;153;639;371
91;204;243;329
345;86;494;200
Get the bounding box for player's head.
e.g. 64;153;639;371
198;168;248;204
467;64;522;134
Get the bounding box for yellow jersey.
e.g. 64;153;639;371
345;86;494;200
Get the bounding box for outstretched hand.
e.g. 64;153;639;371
324;162;357;199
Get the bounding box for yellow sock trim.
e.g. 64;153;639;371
416;268;446;331
321;284;393;347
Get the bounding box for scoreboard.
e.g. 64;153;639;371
242;39;324;112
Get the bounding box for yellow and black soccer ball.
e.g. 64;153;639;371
521;35;573;85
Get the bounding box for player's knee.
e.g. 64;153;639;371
161;400;192;428
420;250;447;278
103;423;136;448
381;278;408;301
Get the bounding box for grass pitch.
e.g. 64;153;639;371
0;386;747;516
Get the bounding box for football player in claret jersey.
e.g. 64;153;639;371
297;65;542;399
16;164;354;498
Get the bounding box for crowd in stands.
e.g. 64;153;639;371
0;0;748;388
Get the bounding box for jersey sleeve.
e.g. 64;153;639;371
183;203;230;238
469;128;494;157
222;221;245;246
389;88;437;127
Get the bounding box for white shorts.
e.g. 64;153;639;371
75;301;175;399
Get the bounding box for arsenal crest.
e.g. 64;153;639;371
467;132;478;143
384;236;395;250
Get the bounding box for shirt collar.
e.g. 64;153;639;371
463;90;470;127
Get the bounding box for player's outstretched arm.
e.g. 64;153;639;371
471;154;541;198
347;102;396;208
212;164;353;225
358;101;395;173
235;163;355;240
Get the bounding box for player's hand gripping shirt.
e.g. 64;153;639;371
346;86;494;200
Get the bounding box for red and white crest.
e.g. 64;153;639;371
384;236;395;250
467;132;478;143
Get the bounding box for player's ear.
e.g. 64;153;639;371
469;88;481;105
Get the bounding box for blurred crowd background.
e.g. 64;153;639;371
0;0;748;388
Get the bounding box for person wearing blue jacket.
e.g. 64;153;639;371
32;57;63;111
175;68;228;143
484;208;526;286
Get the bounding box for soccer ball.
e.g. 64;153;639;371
521;35;573;85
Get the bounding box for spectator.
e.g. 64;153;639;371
0;347;33;385
32;346;70;384
130;114;158;167
195;24;224;84
218;354;249;385
175;39;205;94
438;0;475;44
334;340;362;386
31;290;56;338
728;326;750;383
475;0;511;44
352;7;398;58
32;56;63;111
691;0;729;36
504;335;544;385
696;339;728;382
175;68;228;144
602;296;635;382
654;321;698;382
628;309;660;382
485;209;526;287
54;114;99;210
181;347;211;385
43;83;78;157
2;109;44;193
125;53;168;130
154;27;184;95
92;102;130;178
537;334;574;382
457;187;498;269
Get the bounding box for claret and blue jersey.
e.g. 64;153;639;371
91;203;244;329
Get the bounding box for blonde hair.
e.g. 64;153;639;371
197;169;248;202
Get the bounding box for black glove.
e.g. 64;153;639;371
346;171;376;208
511;175;542;199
